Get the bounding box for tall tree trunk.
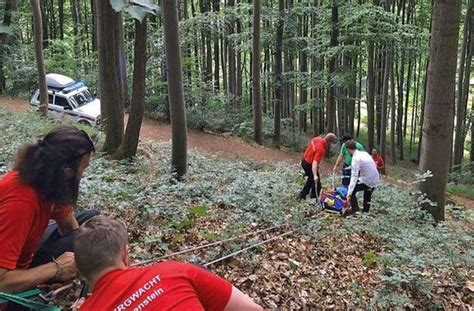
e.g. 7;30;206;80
419;0;461;221
390;57;396;165
162;0;188;176
253;0;262;144
113;18;147;160
299;19;308;133
327;1;338;133
31;0;48;117
453;0;473;167
118;14;128;108
273;0;284;148
311;0;320;136
367;41;376;151
96;0;124;153
40;0;48;47
58;0;64;40
213;0;220;90
91;0;97;51
228;0;236;107
380;49;391;160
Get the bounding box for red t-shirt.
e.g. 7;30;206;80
372;155;385;169
80;261;232;311
303;137;327;164
0;171;72;270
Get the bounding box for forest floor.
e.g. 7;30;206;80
0;99;472;309
1;95;472;209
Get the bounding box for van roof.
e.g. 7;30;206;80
46;73;75;89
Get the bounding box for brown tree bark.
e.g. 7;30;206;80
300;14;309;133
419;0;461;221
273;0;284;148
31;0;48;117
213;0;220;90
113;18;147;160
40;0;48;47
390;57;396;165
253;0;262;144
453;0;473;167
96;0;124;153
327;1;338;133
311;0;320;136
228;0;237;107
380;49;391;160
162;0;188;177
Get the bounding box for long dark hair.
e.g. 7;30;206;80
14;125;95;205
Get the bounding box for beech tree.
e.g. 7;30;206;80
419;0;462;221
113;17;147;160
96;0;125;153
253;0;262;144
31;0;47;117
162;0;188;177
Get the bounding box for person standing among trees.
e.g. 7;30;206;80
74;215;263;311
0;126;99;295
371;148;385;174
298;133;337;200
333;134;365;187
344;140;380;214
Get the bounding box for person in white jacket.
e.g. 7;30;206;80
344;140;380;214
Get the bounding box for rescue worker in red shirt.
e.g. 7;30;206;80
371;148;385;175
0;126;98;295
298;133;337;200
74;215;263;311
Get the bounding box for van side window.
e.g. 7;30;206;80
55;96;71;109
48;94;54;104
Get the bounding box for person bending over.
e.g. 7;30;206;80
344;140;380;214
0;126;99;295
298;133;337;200
74;215;263;311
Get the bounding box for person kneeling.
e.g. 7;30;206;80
344;141;380;214
74;215;263;311
0;126;98;298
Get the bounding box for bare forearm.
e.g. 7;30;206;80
312;161;319;177
334;154;343;168
57;213;79;235
0;263;56;293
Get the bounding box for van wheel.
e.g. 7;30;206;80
78;120;91;126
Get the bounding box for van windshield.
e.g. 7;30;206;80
71;90;94;107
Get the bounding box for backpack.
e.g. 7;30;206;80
319;187;350;214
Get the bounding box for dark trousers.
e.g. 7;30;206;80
299;160;322;199
342;163;351;187
350;183;374;213
30;210;99;267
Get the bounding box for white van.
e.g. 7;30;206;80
30;73;101;126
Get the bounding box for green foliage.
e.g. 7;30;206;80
0;108;472;309
362;250;379;267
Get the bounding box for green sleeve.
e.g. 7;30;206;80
340;145;346;154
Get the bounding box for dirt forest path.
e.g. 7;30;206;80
0;95;302;164
2;96;472;209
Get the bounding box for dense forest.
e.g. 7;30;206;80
0;0;471;158
0;0;473;309
1;0;472;218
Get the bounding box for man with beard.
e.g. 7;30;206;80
0;125;98;295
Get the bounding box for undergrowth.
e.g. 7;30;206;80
0;108;472;309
